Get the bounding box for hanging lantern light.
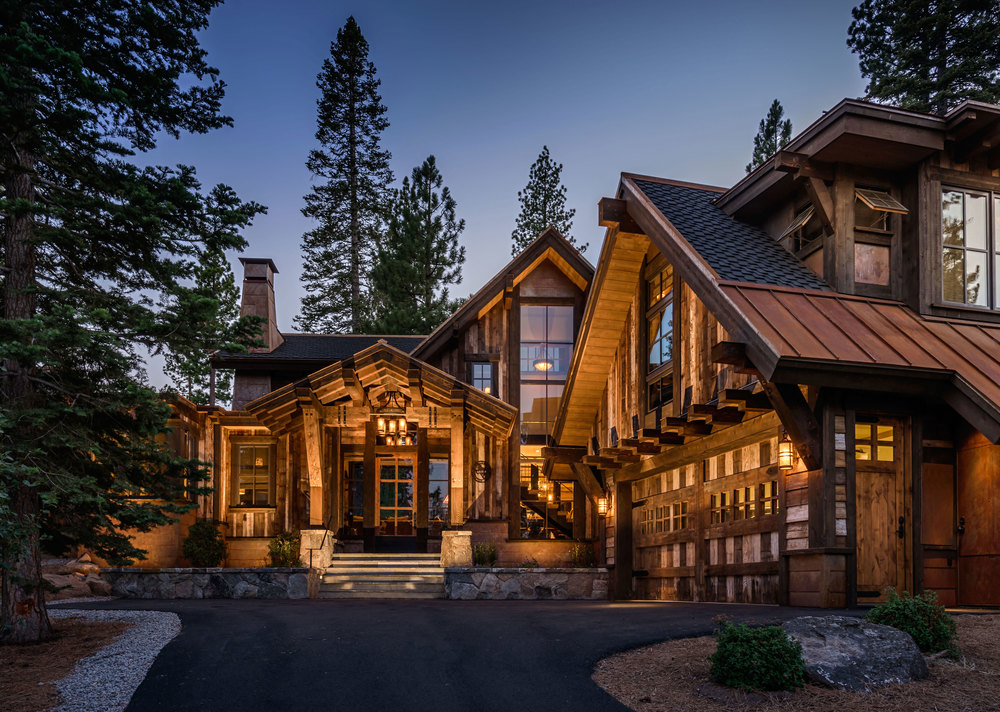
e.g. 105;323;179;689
597;497;608;516
532;357;554;372
376;416;387;435
778;430;795;472
385;435;396;447
397;416;407;434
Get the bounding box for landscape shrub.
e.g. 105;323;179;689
267;530;301;568
569;542;596;567
472;541;497;567
866;587;957;654
516;556;540;568
709;620;805;691
181;520;226;567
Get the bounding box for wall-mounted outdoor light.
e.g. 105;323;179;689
778;430;795;472
597;496;608;516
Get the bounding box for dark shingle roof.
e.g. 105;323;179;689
218;334;425;363
633;179;830;291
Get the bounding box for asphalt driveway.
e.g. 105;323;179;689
66;599;848;711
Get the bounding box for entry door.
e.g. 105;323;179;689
957;438;1000;605
854;419;906;601
378;457;414;536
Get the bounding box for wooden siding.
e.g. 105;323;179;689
632;436;782;603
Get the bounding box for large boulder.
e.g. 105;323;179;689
44;573;93;600
782;615;928;691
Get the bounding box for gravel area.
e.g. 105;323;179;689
48;607;181;712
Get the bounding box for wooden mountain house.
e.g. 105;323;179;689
143;99;1000;608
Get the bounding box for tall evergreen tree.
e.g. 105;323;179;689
1;1;254;642
163;186;265;406
746;100;793;173
511;146;583;255
848;0;1000;114
296;16;392;334
370;156;466;334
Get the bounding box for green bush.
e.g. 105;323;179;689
709;621;805;691
472;541;497;567
181;520;226;567
569;542;596;567
266;530;301;568
866;588;957;654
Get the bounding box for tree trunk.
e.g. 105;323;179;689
1;141;52;643
0;486;51;644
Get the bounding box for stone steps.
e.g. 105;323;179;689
318;553;445;600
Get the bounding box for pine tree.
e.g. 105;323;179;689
848;0;1000;114
163;186;265;406
511;146;583;255
296;16;393;334
1;1;255;642
370;156;466;334
746;100;793;173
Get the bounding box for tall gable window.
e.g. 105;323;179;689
942;188;999;309
646;261;674;412
519;304;573;438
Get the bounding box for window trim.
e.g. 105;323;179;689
645;258;675;414
468;360;497;397
230;440;277;509
940;185;999;311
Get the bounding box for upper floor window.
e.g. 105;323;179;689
942;188;1000;309
470;362;495;396
647;264;673;370
520;305;574;439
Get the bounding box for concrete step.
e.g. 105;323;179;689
320;581;444;593
322;575;444;584
324;567;444;575
330;553;440;560
317;589;444;600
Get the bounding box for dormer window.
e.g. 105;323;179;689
855;188;908;232
942;188;999;309
854;188;907;291
778;204;821;253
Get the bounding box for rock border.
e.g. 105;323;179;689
101;567;316;599
49;607;180;712
445;567;608;600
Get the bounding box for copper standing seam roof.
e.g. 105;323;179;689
720;282;1000;425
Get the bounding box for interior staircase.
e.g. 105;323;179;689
318;553;445;599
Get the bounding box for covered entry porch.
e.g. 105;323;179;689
241;341;517;554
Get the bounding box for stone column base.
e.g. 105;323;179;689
441;531;473;568
299;529;335;569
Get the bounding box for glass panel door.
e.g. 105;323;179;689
378;457;414;536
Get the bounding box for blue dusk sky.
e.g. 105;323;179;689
143;0;868;381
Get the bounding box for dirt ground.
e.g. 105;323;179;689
593;614;1000;712
0;617;131;712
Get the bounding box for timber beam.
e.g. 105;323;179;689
759;380;822;470
773;151;834;181
598;197;644;234
541;445;587;463
711;341;761;375
582;455;621;469
721;388;773;413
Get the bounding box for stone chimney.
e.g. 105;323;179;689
239;257;284;353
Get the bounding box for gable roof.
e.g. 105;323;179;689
631;178;829;290
412;226;593;361
214;333;425;369
245;340;517;439
554;169;1000;447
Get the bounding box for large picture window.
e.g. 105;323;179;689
519;304;573;439
235;444;274;506
942;188;1000;309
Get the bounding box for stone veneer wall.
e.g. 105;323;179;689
103;568;317;599
445;568;608;600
